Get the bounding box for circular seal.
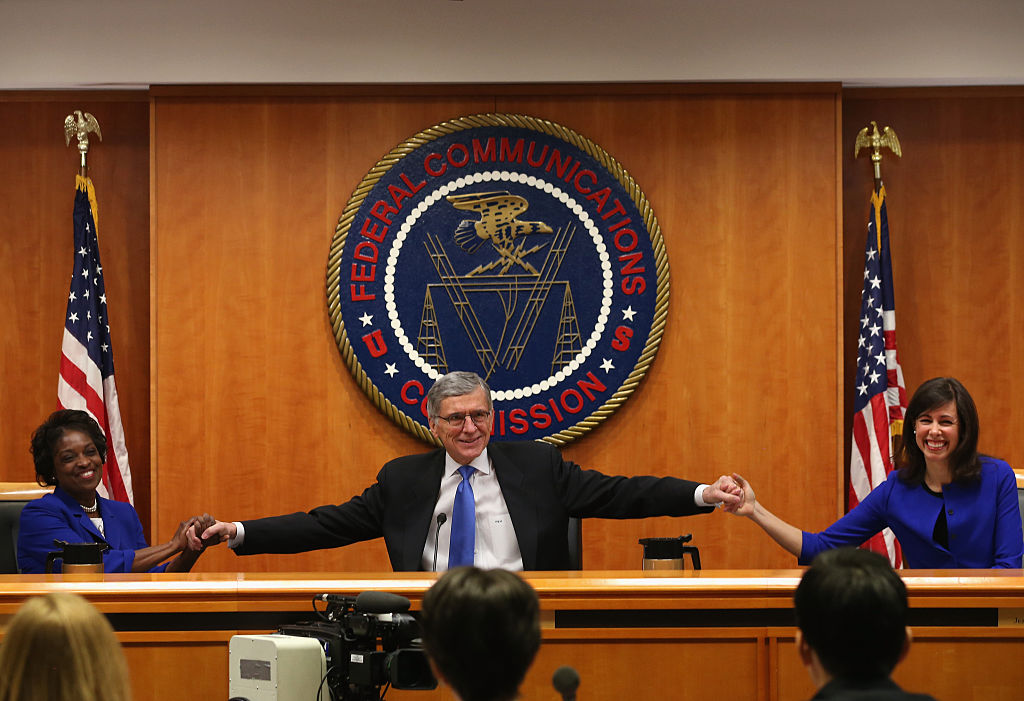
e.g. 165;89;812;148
326;114;668;445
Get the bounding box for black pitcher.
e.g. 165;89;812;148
45;540;108;574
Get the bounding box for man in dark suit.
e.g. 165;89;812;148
194;371;741;570
796;548;938;701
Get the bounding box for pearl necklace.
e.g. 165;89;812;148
81;501;98;514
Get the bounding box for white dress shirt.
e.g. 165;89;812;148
421;447;523;572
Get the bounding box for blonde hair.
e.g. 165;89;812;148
0;592;132;701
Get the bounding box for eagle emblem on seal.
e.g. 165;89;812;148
447;190;553;275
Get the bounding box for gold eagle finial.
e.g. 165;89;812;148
855;121;901;187
64;111;102;175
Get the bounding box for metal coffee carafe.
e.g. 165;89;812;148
639;534;701;570
45;540;108;574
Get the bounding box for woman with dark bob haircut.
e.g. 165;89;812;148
17;409;214;573
722;378;1023;568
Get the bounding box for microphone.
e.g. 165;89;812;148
354;591;412;613
432;513;447;572
316;593;354;605
552;666;579;701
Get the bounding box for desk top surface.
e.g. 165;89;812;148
0;570;1022;612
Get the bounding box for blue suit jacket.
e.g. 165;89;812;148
801;457;1023;568
17;486;167;573
237;440;712;570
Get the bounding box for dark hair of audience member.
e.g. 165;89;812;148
794;547;908;681
420;567;540;701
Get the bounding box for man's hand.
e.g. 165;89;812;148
705;474;743;508
186;520;237;550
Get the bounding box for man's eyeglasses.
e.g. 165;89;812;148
436;410;492;428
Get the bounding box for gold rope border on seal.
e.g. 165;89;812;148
325;113;670;447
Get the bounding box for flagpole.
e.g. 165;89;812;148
854;120;904;461
57;110;135;503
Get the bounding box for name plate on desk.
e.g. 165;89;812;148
997;608;1024;627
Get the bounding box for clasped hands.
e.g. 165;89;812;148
185;519;237;551
705;473;756;516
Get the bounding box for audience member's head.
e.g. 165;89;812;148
0;592;132;701
420;567;540;701
794;548;910;687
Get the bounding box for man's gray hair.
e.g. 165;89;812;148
426;372;492;418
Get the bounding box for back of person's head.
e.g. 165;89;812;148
0;592;132;701
420;567;540;701
794;548;908;681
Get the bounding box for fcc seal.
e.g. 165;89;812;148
326;114;668;445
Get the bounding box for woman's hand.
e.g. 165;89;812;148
170;515;208;551
184;514;216;552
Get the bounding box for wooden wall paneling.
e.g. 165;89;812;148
151;96;498;573
526;634;763;701
778;632;1024;701
121;635;228;700
497;91;843;569
842;92;1024;473
152;89;841;573
0;95;152;530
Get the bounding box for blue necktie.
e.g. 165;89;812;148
448;465;476;569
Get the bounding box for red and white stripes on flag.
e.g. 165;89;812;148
57;175;133;503
849;186;906;567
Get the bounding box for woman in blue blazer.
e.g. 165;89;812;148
17;409;212;574
726;377;1023;568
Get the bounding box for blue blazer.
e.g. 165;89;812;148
801;457;1024;568
17;486;167;573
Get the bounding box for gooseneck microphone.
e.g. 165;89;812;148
552;665;580;701
432;513;447;572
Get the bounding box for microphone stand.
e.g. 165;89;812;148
432;513;447;571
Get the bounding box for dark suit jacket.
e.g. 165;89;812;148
237;440;713;570
811;677;938;701
17;486;167;573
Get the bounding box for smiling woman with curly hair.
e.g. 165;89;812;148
17;409;214;573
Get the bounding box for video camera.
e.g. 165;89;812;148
277;591;436;700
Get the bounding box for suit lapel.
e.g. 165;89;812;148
54;487;105;543
492;444;537;569
401;452;446;571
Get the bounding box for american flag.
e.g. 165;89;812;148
849;185;906;567
57;176;133;503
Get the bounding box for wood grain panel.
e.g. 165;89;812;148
497;93;842;569
842;92;1024;477
778;634;1024;701
0;96;151;529
152;89;841;572
122;639;228;700
152;96;496;573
